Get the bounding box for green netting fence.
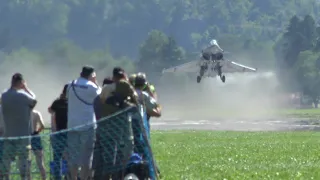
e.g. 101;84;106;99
0;106;158;180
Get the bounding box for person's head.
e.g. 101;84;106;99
102;77;113;86
134;73;148;90
112;67;126;82
11;73;25;89
60;84;69;99
210;39;224;52
129;74;137;86
80;65;96;81
210;39;218;46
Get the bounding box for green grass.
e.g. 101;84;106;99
7;134;52;180
151;131;320;179
279;108;320;118
6;130;320;179
166;107;320;119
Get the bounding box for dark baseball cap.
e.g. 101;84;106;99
113;67;125;77
81;65;95;77
11;73;24;83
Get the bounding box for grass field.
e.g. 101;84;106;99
6;130;320;179
166;107;320;119
279;108;320;118
6;108;320;179
152;131;320;179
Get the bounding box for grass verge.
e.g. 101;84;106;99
152;131;320;179
279;108;320;118
6;130;320;179
163;107;320;120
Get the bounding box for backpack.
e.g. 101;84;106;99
124;153;150;180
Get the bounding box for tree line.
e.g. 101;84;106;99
0;0;319;55
0;1;320;105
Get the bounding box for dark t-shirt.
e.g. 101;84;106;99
93;95;102;120
50;98;68;131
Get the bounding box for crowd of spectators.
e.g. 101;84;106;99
0;65;161;180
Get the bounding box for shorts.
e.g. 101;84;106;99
31;136;43;151
67;129;95;167
0;139;31;174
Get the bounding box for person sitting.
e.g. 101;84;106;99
201;39;224;61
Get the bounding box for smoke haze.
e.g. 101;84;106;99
156;52;281;121
0;52;281;125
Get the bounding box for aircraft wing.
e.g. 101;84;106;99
221;60;257;73
162;60;199;73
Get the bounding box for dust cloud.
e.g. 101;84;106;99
0;57;124;126
0;59;79;126
157;52;283;121
0;53;282;124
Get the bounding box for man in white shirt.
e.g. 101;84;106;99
66;66;101;180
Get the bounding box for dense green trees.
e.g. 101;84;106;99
138;30;185;78
276;15;320;107
1;0;320;105
1;0;319;54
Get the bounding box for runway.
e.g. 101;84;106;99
151;118;320;131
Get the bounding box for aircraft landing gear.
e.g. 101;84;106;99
197;76;201;83
197;65;207;83
215;62;226;83
220;75;226;83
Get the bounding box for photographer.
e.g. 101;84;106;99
133;73;161;142
135;72;159;131
0;73;37;180
66;66;101;180
100;67;138;117
129;73;157;100
93;67;138;180
134;73;162;178
93;77;114;120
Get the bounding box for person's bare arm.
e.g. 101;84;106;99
22;82;36;97
145;84;158;100
127;82;139;105
24;87;36;97
149;90;158;101
36;112;45;133
144;93;161;117
21;85;37;108
147;104;161;117
48;107;54;114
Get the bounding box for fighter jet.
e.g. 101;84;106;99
162;39;257;83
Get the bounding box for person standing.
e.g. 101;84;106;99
30;109;46;180
93;78;114;120
93;67;138;180
48;84;68;180
66;66;101;180
0;73;37;180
